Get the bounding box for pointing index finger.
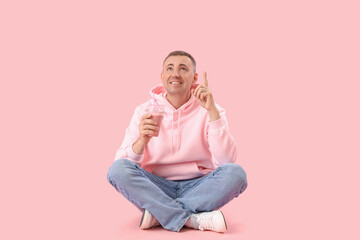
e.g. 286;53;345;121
204;71;208;87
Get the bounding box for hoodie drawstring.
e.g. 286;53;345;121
171;110;174;155
170;109;182;154
177;111;181;152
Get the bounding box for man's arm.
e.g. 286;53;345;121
114;107;144;163
192;72;237;165
207;109;238;166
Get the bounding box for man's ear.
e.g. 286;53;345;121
193;73;198;83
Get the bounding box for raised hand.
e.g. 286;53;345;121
191;72;216;111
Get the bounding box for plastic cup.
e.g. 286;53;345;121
146;104;165;137
149;112;164;137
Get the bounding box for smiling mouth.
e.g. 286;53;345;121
170;81;182;84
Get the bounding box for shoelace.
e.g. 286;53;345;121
196;213;216;231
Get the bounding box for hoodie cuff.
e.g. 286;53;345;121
208;116;226;134
126;146;143;162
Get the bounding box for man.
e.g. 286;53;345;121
107;50;247;233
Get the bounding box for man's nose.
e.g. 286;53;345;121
171;70;180;77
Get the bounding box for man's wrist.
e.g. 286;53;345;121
132;138;147;155
138;137;147;146
208;107;220;122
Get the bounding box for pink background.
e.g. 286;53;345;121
1;0;359;239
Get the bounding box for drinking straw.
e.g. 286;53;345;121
153;92;156;111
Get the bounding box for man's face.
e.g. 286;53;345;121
161;55;198;96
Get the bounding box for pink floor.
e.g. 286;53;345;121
6;154;356;240
3;155;359;240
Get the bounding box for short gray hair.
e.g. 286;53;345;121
163;50;196;73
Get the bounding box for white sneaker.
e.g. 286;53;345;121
139;209;161;229
194;210;227;233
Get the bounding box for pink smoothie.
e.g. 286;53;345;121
150;112;164;137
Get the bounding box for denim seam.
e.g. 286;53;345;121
174;199;184;209
176;182;180;198
175;211;193;232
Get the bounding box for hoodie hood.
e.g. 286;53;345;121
149;83;199;111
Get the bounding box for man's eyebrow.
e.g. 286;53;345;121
179;64;189;68
165;63;189;68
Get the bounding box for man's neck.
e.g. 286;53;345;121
166;92;191;110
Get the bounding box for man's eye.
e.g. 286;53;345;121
181;68;187;71
167;67;173;71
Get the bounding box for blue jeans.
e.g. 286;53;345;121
107;159;247;232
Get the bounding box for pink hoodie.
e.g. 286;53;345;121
114;84;238;180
